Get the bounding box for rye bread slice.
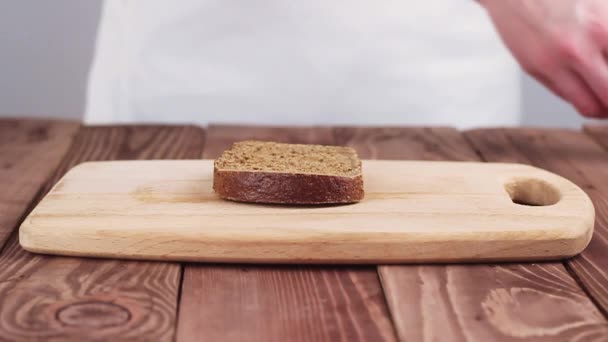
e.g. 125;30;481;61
213;141;364;204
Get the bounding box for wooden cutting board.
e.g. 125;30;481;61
19;160;594;263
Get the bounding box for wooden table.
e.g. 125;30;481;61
2;118;608;341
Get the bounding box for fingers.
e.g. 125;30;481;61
536;69;606;118
561;71;607;117
589;17;608;49
572;53;608;117
584;17;608;117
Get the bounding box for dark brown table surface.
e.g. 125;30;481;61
1;118;608;341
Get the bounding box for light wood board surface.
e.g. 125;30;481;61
19;159;594;263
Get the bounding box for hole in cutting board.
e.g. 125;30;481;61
504;178;561;206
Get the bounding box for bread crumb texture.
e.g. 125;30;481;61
215;141;361;176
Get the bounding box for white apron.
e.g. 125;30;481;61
85;0;521;128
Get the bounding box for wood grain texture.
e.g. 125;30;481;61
0;125;205;341
21;160;594;263
0;118;79;251
584;125;608;149
176;125;397;342
332;127;608;341
467;128;608;321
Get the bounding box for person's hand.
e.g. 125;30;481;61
480;0;608;118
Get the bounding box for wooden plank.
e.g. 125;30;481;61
466;128;608;321
0;125;205;341
176;125;397;342
335;127;608;341
0;118;79;251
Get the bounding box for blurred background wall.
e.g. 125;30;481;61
0;0;587;127
0;1;101;120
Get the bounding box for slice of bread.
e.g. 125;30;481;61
213;141;364;204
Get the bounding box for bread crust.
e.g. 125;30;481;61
213;167;364;204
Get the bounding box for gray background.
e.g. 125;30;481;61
0;1;588;127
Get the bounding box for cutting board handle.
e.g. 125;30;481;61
503;176;562;206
